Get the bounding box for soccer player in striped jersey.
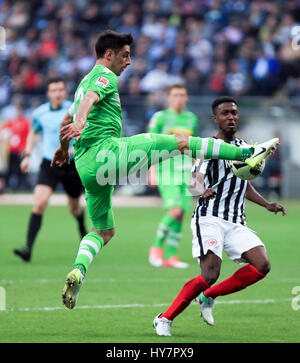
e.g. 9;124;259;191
148;84;198;269
153;96;285;336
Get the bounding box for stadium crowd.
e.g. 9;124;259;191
0;0;297;193
0;0;300;104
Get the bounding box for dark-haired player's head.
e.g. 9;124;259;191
95;30;133;75
212;96;238;115
212;96;239;138
166;84;188;113
46;77;67;108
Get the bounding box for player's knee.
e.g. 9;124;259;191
168;208;183;222
93;228;115;245
34;199;48;214
256;260;271;276
68;202;81;216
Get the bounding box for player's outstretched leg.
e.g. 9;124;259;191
187;135;279;167
244;138;279;168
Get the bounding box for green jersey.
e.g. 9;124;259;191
148;109;197;136
73;65;122;153
147;109;198;185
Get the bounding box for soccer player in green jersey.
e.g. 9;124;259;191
51;30;279;310
148;84;197;269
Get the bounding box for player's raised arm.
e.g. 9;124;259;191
61;91;100;141
246;182;286;215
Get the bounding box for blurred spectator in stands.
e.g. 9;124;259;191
169;43;188;75
0;102;30;190
38;28;58;61
225;58;250;96
0;93;23;120
0;75;12;106
6;2;29;31
187;32;213;75
251;46;280;95
117;12;140;38
184;67;203;95
206;61;227;95
278;23;300;84
0;0;300;103
106;2;124;30
212;42;227;64
140;62;183;93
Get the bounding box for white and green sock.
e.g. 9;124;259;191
165;218;182;259
72;232;104;276
153;213;174;248
189;136;253;161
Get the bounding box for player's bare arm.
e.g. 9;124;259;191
189;171;206;196
20;129;39;173
61;91;100;141
246;182;286;215
51;112;73;167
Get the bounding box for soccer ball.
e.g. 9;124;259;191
229;159;265;180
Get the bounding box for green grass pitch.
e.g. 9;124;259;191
0;199;299;343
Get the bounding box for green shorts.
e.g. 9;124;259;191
75;133;180;230
158;183;192;212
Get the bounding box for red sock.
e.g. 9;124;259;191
162;274;209;321
204;264;266;300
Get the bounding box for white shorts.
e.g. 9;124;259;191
190;215;265;264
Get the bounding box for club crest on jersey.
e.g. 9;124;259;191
207;239;218;248
95;76;109;88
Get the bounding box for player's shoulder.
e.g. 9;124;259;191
93;65;117;80
89;65;118;90
184;110;197;118
62;100;73;109
32;102;50;118
151;110;165;119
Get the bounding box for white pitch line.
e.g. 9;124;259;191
0;298;290;313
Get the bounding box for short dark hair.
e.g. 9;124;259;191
166;83;187;94
212;96;238;114
95;30;133;59
46;77;65;89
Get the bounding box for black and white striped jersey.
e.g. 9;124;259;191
192;137;249;225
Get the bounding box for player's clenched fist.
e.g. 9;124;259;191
202;188;216;200
51;146;70;167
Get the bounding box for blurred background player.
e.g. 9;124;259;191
0;101;30;191
148;84;198;268
13;77;87;262
154;96;285;336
